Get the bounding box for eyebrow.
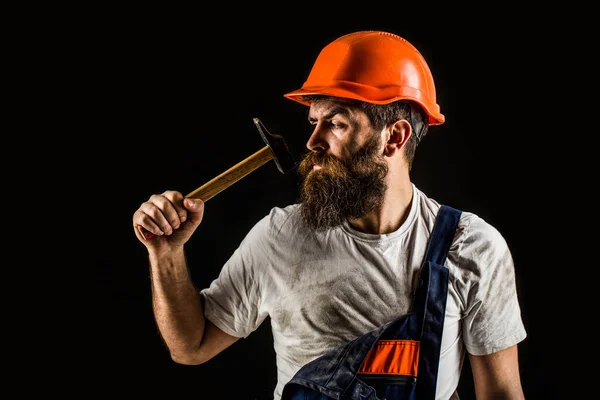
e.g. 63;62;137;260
308;107;351;123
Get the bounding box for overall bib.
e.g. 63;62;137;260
281;205;462;400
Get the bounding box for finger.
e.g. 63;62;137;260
162;190;189;224
133;208;166;237
141;194;181;235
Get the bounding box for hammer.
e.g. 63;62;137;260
139;118;297;240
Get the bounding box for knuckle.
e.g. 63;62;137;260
149;193;162;202
164;190;182;201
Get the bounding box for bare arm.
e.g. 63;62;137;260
133;191;239;365
469;345;525;399
149;248;239;364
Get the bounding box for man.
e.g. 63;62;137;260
132;31;527;399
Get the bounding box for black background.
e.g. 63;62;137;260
68;7;578;399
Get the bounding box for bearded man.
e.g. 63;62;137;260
132;31;526;400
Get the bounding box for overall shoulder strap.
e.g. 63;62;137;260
423;205;462;266
412;204;463;312
413;204;462;400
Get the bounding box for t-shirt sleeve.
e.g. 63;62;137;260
199;215;270;339
458;216;527;355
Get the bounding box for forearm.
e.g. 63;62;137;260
148;247;206;364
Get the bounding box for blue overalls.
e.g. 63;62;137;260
281;205;462;400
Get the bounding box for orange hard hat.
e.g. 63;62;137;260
284;31;444;125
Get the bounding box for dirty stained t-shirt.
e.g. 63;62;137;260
200;185;527;400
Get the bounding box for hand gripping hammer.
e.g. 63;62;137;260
139;118;297;240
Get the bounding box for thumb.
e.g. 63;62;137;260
177;198;204;241
183;198;205;225
183;198;204;219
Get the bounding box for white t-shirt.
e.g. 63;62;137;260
200;185;527;400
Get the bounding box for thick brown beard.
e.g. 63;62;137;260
297;134;388;231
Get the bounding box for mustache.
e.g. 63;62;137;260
298;151;347;178
302;151;339;167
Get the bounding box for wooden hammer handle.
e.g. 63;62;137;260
187;145;273;200
140;146;274;240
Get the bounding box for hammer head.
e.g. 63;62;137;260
253;118;298;174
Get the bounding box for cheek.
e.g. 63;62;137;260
339;140;369;161
332;146;354;162
339;137;364;159
317;137;348;160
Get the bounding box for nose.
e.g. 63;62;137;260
306;124;329;153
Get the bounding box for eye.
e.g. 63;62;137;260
330;120;345;130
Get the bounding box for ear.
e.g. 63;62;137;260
383;120;411;157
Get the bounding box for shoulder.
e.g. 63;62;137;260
414;186;508;255
414;186;512;273
246;203;304;241
265;203;302;231
445;210;515;292
267;203;302;224
456;212;510;261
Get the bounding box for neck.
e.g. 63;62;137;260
348;173;413;235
